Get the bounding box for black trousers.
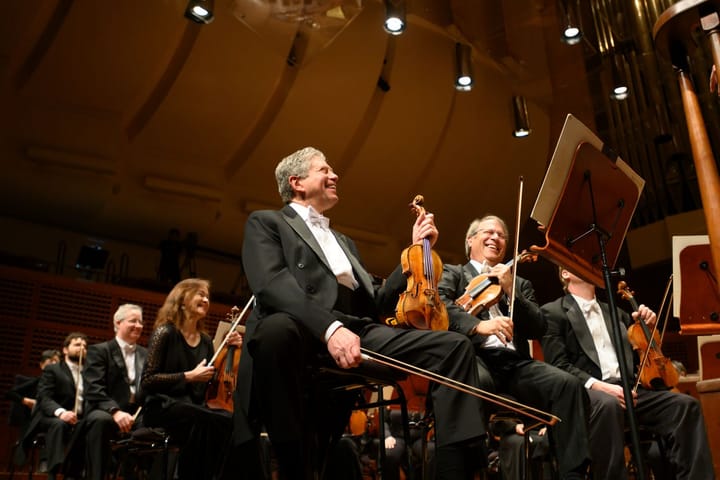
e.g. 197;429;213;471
587;387;714;480
247;314;486;480
478;347;591;477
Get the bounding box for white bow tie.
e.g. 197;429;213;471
124;344;136;354
308;208;330;229
581;300;600;315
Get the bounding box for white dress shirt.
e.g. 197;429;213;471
116;336;137;396
571;294;621;388
290;203;359;342
55;360;83;417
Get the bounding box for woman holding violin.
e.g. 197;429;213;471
541;267;714;480
438;215;592;480
141;278;243;480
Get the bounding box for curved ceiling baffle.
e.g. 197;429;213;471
0;0;593;291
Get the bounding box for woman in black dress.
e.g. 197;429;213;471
141;278;242;480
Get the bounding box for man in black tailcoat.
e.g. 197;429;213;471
25;332;88;480
234;146;487;480
437;215;592;480
541;267;714;479
84;303;148;480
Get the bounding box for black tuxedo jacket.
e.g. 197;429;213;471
24;360;81;443
84;338;148;414
235;205;406;442
541;294;634;384
6;374;38;428
36;361;81;417
438;262;545;359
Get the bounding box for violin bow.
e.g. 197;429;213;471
209;295;254;366
656;275;674;345
360;347;560;427
73;347;85;416
508;176;524;319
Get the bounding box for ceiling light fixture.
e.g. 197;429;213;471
185;0;214;24
560;0;582;45
512;96;531;138
455;43;473;91
610;58;629;101
383;0;405;35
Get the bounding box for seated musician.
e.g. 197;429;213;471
380;377;435;480
233;146;487;480
23;333;88;480
6;349;60;423
6;349;60;456
541;267;714;480
83;304;147;480
491;416;550;480
437;215;591;480
140;279;242;480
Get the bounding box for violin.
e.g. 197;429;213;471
617;281;680;391
205;298;253;412
455;251;537;317
348;409;369;436
391;195;449;331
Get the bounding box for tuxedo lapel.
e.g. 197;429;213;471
563;295;602;371
109;339;126;372
334;234;374;295
60;361;76;386
135;348;146;391
282;206;332;271
462;263;479;285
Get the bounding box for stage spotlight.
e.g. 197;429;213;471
384;0;405;35
512;96;531;138
560;0;582;45
610;59;629;100
561;25;582;45
185;0;214;24
611;85;629;100
455;43;473;91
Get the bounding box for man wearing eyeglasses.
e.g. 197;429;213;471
438;215;592;480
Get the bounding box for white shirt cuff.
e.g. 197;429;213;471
585;377;599;389
54;408;66;417
324;321;344;343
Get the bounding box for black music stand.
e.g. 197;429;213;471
530;114;648;478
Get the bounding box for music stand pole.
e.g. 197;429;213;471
567;174;646;480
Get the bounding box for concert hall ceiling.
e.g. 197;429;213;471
0;0;716;285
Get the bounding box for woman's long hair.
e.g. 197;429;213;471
154;278;211;333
